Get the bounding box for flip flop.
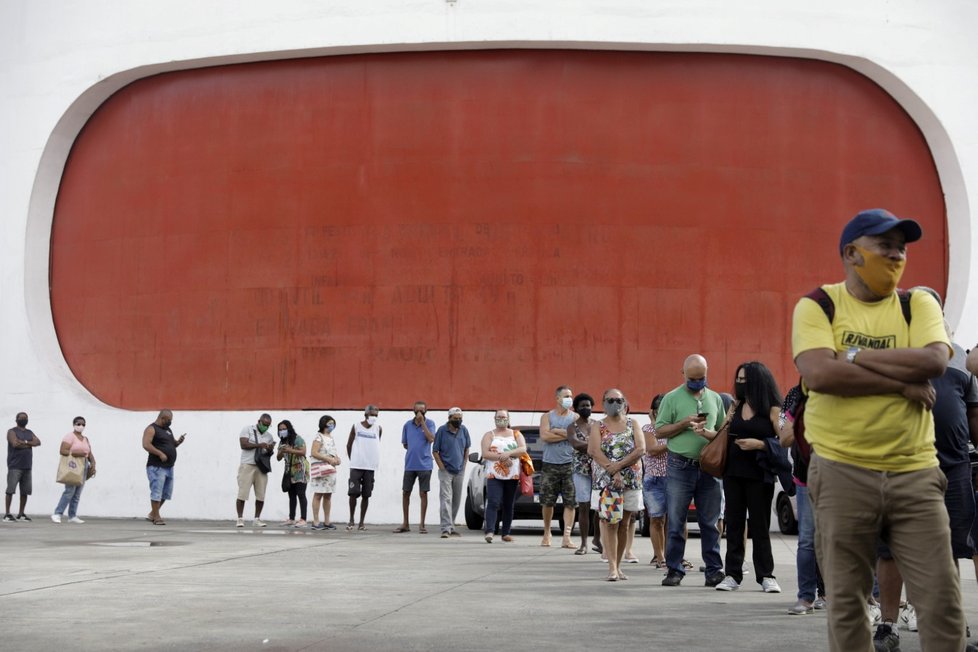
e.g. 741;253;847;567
617;571;629;580
358;525;368;531
418;527;428;534
392;527;410;533
345;524;354;531
574;546;588;555
540;539;552;547
606;574;618;582
152;519;166;526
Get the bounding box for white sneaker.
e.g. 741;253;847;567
868;602;883;626
761;578;782;593
51;514;62;524
235;518;244;528
715;576;740;591
253;519;267;528
68;517;85;524
899;603;917;631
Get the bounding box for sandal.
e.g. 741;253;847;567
152;519;166;526
617;571;629;581
574;545;588;555
358;525;367;531
606;573;618;582
345;523;355;531
682;559;694;570
418;527;428;534
392;527;410;533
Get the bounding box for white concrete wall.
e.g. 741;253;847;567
1;0;976;522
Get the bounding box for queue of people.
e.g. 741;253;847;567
9;209;978;650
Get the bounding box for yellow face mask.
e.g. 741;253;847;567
853;245;906;297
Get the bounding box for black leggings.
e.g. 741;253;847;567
288;482;308;520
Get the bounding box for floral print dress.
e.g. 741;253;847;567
592;421;642;491
309;434;336;493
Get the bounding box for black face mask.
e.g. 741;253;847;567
577;407;592;420
449;419;462;428
162;420;172;429
16;418;28;428
734;384;746;401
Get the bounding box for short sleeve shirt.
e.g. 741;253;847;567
931;343;978;470
791;282;951;472
401;418;435;471
656;386;725;460
239;425;274;465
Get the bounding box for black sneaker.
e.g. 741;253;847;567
662;571;683;587
705;571;726;587
873;623;900;652
2;514;14;522
16;514;31;522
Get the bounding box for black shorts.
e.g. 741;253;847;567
402;470;431;493
348;468;375;498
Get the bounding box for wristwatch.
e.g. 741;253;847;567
845;346;860;364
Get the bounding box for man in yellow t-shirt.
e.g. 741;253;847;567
791;208;965;652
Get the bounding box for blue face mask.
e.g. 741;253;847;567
686;378;707;392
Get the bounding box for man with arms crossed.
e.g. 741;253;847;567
792;209;966;651
539;385;578;548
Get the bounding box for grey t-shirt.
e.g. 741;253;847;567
239;425;275;465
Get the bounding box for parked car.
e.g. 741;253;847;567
464;426;569;531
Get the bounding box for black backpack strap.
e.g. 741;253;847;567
805;286;834;323
897;289;913;325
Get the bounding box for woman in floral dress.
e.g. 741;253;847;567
589;388;646;581
309;414;341;530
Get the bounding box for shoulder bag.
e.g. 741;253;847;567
309;435;337;479
699;419;731;479
253;428;273;474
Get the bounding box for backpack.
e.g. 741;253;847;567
785;286;915;481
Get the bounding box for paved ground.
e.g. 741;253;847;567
1;517;974;651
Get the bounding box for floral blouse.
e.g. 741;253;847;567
592;420;642;491
569;419;594;477
285;435;311;484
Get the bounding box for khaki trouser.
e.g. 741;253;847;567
809;454;965;652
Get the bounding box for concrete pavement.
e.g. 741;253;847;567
1;517;974;651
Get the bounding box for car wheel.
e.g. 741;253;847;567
464;491;484;531
777;492;798;535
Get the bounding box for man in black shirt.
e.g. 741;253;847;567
5;411;41;522
142;410;185;525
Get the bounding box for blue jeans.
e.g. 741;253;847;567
796;483;818;602
54;460;89;518
484;478;518;535
147;465;174;502
665;453;722;576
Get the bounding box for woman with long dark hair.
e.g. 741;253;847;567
276;419;310;527
714;361;784;594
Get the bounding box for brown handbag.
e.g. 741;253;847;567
699;420;731;478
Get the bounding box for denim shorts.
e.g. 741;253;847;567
146;465;174;502
572;472;592;503
642;475;668;518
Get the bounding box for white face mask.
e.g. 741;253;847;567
73;425;85;434
559;397;573;409
366;416;378;426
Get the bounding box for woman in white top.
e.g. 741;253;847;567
480;409;527;543
309;414;341;530
52;416;96;524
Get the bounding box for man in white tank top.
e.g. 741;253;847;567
346;404;382;531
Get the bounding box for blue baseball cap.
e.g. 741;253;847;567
839;209;922;255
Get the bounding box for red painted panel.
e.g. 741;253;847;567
51;51;947;410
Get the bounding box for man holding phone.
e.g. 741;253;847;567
656;354;726;587
395;401;435;534
142;409;185;526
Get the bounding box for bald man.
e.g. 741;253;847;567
656;354;727;587
142;410;185;525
